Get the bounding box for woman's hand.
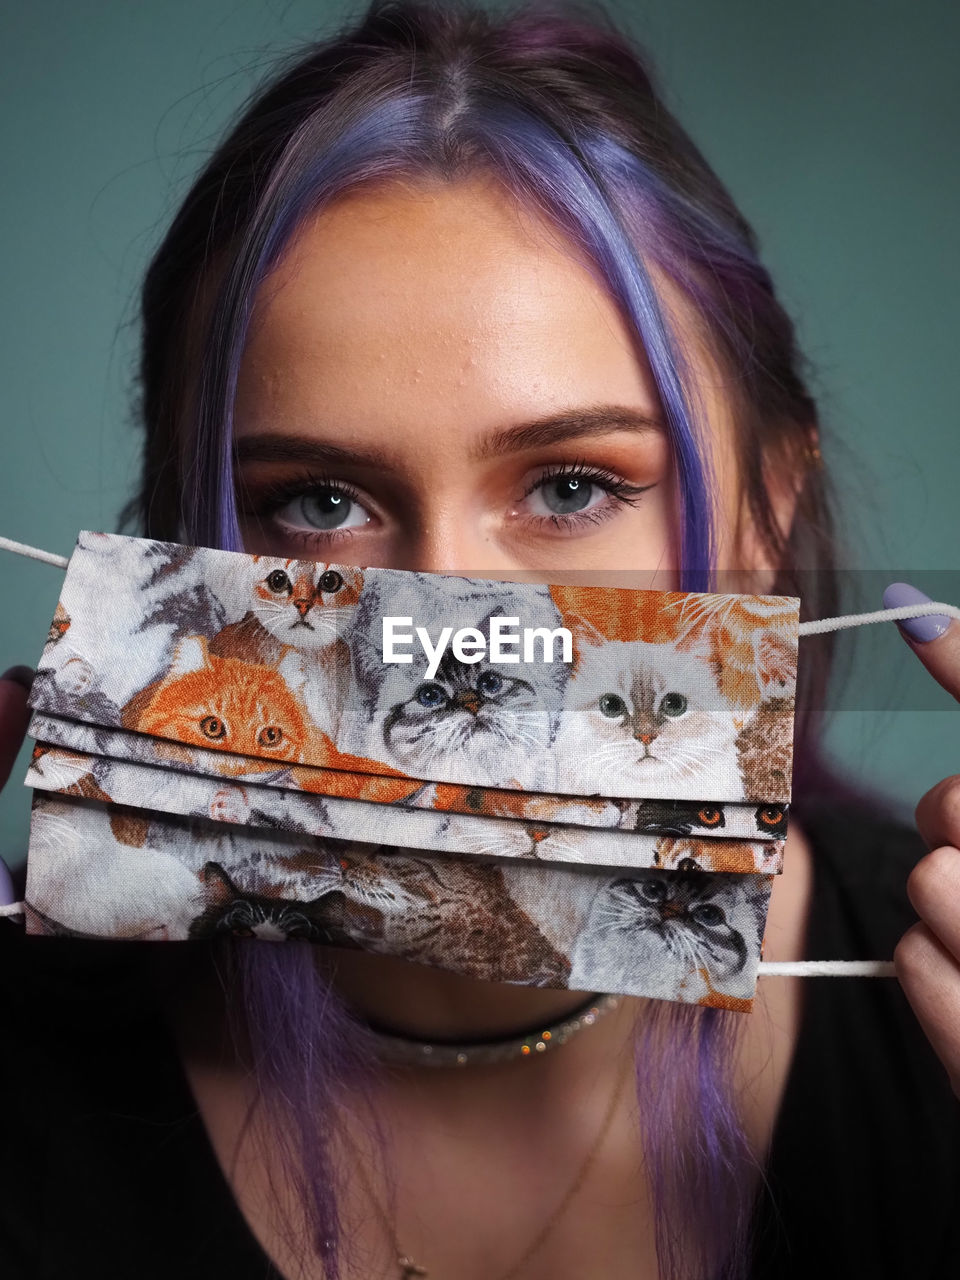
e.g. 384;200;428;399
887;586;960;1098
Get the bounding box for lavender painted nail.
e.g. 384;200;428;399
882;582;951;644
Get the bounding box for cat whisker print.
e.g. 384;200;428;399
567;868;766;1001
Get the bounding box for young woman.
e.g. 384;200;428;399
2;3;959;1277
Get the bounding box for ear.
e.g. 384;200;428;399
561;612;607;653
753;629;798;699
199;860;239;901
169;634;211;678
674;616;717;662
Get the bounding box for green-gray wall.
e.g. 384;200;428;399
2;1;957;868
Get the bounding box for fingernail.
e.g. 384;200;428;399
882;582;951;644
0;665;34;691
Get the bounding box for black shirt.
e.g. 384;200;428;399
1;801;958;1278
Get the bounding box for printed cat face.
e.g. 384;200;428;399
569;867;767;1000
346;571;569;786
188;860;352;943
246;558;363;652
133;634;308;764
557;638;747;799
381;651;555;784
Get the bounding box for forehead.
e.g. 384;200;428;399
235;172;661;438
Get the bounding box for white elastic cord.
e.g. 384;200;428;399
0;896;900;974
798;602;960;635
0;535;69;570
758;959;896;977
0;898;900;975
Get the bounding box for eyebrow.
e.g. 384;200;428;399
471;405;663;459
233;404;664;470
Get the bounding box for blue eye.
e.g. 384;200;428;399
598;693;627;719
476;671;503;696
274;487;371;533
414;682;447;708
535;475;596;515
691;903;725;927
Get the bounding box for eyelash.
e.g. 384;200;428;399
243;469;364;546
520;460;655;531
242;460;655;543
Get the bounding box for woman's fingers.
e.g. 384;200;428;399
0;666;33;794
884;584;960;1096
915;775;960;852
881;586;960;848
894;920;960;1096
905;845;960;956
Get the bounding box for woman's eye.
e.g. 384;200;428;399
515;464;655;529
274;487;371;533
525;474;604;518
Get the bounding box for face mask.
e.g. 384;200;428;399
4;530;955;1008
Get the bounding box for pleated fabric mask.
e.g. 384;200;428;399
19;530;801;1011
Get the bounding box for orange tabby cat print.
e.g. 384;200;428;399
125;635;309;767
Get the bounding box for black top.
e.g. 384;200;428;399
1;802;958;1279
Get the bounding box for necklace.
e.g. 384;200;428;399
346;1047;633;1280
364;992;620;1067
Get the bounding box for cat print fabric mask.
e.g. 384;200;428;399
20;531;800;1011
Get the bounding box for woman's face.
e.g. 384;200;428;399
234;173;746;583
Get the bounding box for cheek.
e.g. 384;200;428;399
589;710;629;739
401;702;440;723
687;706;732;738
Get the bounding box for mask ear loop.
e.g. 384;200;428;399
1;534;958;978
0;535;69;569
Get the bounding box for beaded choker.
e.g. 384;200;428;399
364;991;620;1067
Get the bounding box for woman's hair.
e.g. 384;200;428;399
125;2;848;1275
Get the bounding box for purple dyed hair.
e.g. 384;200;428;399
124;2;855;1276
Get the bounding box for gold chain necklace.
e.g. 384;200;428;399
344;1049;633;1280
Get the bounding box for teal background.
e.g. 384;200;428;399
1;1;958;868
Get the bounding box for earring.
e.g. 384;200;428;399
805;439;824;470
